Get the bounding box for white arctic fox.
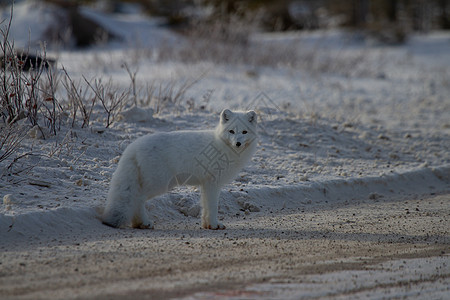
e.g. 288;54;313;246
102;109;257;230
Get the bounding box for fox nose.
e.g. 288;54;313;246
236;142;241;147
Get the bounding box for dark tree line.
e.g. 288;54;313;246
132;0;450;31
346;0;450;30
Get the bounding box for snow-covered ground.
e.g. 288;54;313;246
1;2;449;299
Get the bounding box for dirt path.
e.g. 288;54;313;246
1;193;449;299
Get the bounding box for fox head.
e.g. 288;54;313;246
217;109;257;154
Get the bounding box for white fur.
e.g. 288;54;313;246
102;109;257;230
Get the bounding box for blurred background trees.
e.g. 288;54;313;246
1;0;448;45
125;0;450;31
111;0;450;43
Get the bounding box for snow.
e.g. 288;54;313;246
1;1;449;298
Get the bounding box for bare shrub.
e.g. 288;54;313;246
83;76;128;128
61;67;95;128
0;123;26;164
144;75;204;115
0;9;27;125
122;62;138;106
163;9;260;65
121;64;205;115
39;58;63;135
1;4;61;134
149;7;378;78
0;5;52;170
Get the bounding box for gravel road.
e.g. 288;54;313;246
1;193;448;299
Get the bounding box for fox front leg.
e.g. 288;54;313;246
200;184;226;230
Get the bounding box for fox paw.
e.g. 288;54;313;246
138;223;154;229
203;222;226;230
132;222;154;229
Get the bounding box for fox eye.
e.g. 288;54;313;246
229;130;235;134
242;130;247;134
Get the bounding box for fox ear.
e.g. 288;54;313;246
247;110;257;124
221;109;233;123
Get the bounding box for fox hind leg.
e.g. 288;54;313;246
102;182;133;228
102;157;142;228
